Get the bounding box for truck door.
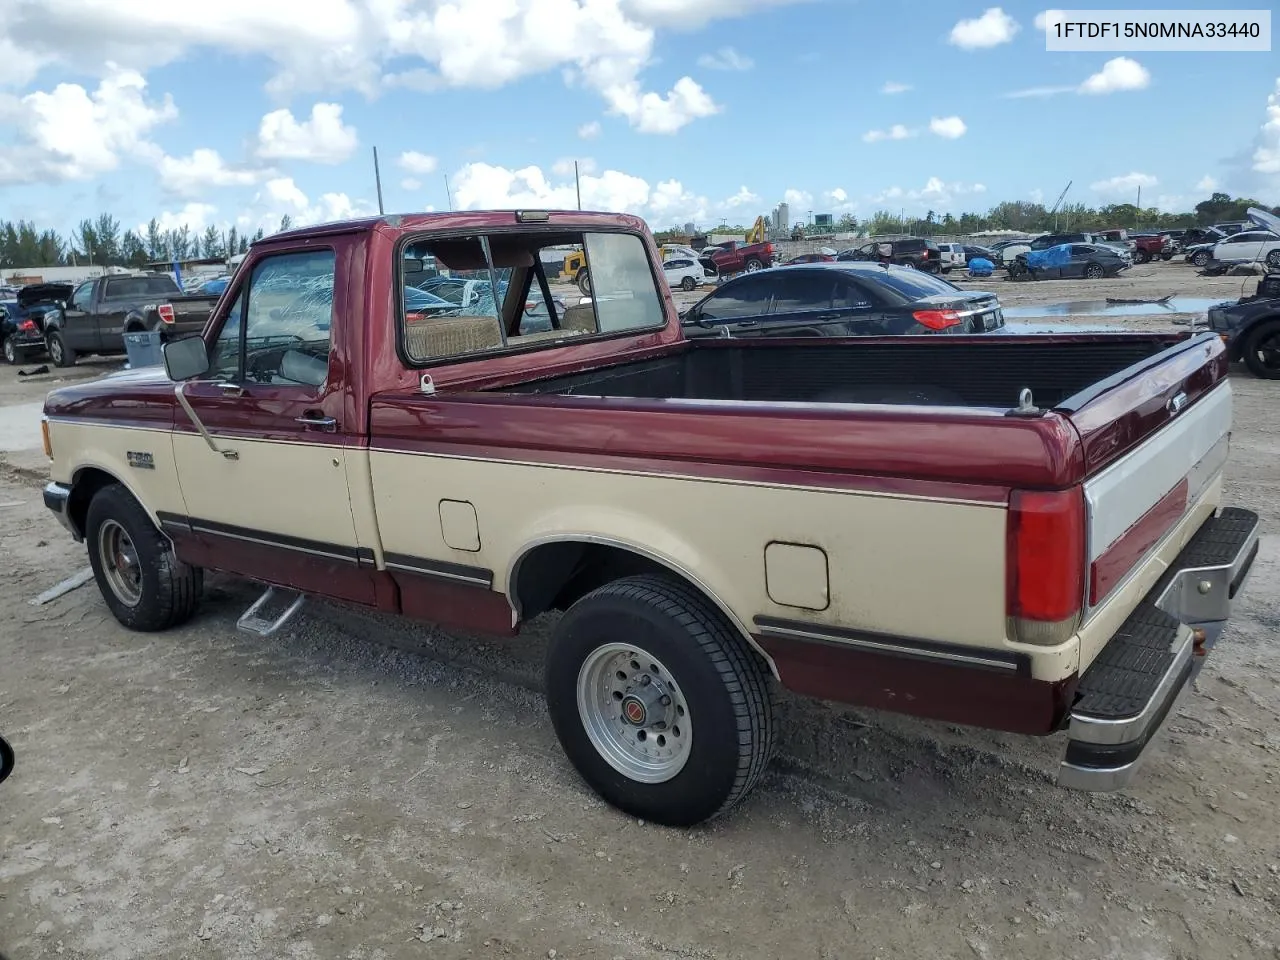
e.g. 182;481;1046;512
169;246;377;605
61;281;96;351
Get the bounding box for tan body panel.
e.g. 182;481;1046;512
47;420;190;525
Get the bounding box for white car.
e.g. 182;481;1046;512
662;257;715;291
935;242;967;273
1212;230;1280;268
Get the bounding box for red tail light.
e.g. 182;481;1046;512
18;319;36;332
913;309;962;330
1006;488;1085;646
157;304;175;324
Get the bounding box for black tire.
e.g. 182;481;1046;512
2;335;24;365
1136;250;1151;264
1241;319;1280;380
1266;249;1280;269
85;483;202;631
1085;262;1105;280
576;269;592;296
545;575;775;827
680;276;696;292
1190;250;1210;267
1161;251;1174;261
47;330;75;367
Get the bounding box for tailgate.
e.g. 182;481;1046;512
1064;333;1230;626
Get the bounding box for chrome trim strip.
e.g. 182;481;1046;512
187;522;359;564
754;620;1021;673
384;560;491;587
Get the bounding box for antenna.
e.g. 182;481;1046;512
575;160;582;211
372;146;385;215
444;174;453;211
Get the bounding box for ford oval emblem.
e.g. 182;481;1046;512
1167;391;1189;416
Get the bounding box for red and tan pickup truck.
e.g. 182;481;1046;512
41;210;1259;826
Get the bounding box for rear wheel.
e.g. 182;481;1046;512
85;483;203;631
1161;251;1174;261
2;335;25;365
576;269;592;296
1242;319;1280;380
1136;250;1152;264
47;331;75;367
1085;262;1105;280
680;276;696;291
744;258;764;272
545;575;775;826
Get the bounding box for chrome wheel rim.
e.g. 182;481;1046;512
3;338;13;363
48;338;61;363
97;519;142;606
745;261;761;272
576;642;692;783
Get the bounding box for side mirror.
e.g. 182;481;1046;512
162;336;210;381
0;735;13;786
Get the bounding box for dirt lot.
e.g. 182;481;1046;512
1;261;1278;960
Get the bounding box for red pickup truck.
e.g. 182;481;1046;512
41;210;1258;826
705;238;776;274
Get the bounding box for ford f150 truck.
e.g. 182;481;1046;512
707;238;777;275
41;210;1259;827
42;273;217;367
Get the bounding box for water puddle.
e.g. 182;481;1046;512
1003;297;1229;319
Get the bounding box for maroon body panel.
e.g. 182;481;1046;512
43;366;177;429
1089;477;1189;605
756;635;1077;735
392;573;517;637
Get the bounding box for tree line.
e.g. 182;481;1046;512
0;213;297;269
658;192;1279;242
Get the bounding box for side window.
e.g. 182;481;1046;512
210;250;335;387
834;278;876;309
1071;245;1092;256
581;232;665;333
698;275;771;321
769;273;833;314
69;282;93;311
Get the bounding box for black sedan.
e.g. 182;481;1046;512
1206;277;1280;379
1010;243;1129;280
680;262;1005;338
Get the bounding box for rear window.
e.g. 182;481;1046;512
870;269;963;300
895;238;925;252
104;276;180;298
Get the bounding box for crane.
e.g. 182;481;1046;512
1050;180;1072;232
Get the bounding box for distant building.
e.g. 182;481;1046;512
682;222;696;235
0;264;130;285
771;202;790;232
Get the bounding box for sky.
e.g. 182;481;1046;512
0;0;1277;240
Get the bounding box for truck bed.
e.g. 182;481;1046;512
500;333;1182;409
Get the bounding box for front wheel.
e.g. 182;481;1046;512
47;331;75;367
1161;251;1174;261
545;575;775;827
1136;250;1151;264
85;483;203;631
680;276;696;291
1242;319;1280;380
1190;250;1211;267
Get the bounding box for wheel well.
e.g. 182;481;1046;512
511;540;775;672
67;467;120;536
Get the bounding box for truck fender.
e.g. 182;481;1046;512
123;311;148;333
59;443;183;541
503;506;780;678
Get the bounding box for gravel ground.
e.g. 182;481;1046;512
1;261;1278;960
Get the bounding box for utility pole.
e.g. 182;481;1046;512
575;161;582;210
1135;184;1142;218
444;174;453;211
372;146;385;215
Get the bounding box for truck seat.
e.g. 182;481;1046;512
405;315;504;359
559;303;598;333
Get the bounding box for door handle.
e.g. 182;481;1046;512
295;413;337;433
217;383;244;397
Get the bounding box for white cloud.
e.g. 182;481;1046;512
697;46;753;71
1154;194;1185;212
783;188;812;208
146;202;219;235
1079;57;1151;95
871;177;986;208
1034;9;1065;31
156;148;263;197
451;162;651;214
601;76;719;134
1195;175;1219;192
880;81;911;95
1252;77;1280;177
255;103;359;164
1007;56;1151;98
238;176;376;233
1029;188;1045;203
649;179;710;226
397;150;438;175
862;123;915;143
401;177;422;191
929;115;967;139
722;185;762;209
578;120;602;140
949;8;1020;49
826;188;848;204
1090;172;1158;197
551;157;597;177
0;64;176;185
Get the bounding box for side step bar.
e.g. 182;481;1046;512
237;586;306;637
1058;507;1260;792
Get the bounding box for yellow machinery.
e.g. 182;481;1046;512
745;216;768;244
559;250;587;283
